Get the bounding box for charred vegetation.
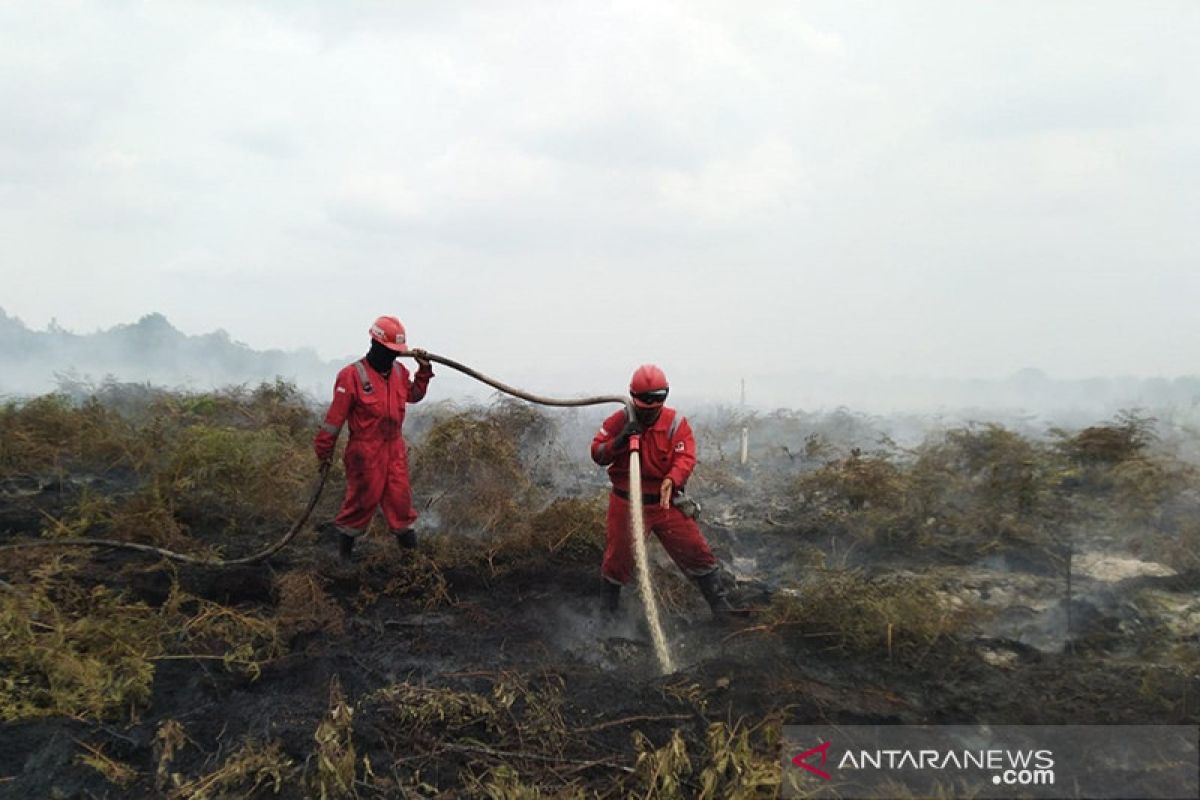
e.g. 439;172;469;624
0;383;1196;797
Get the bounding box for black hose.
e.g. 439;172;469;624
403;351;632;414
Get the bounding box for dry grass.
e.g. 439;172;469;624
274;569;345;640
0;560;287;722
797;448;908;513
5;385;1199;797
75;740;140;788
160;424;310;529
650;564;702;617
352;548;454;611
412;405;533;535
633;721;780;800
690;461;743;496
0;557;164;721
162;583;286;680
473;495;606;576
0;382;318;555
903;423;1061;558
369;681;501;736
488;397;559;451
920;424;1046;516
784;416;1200;565
1148;519;1200;572
373;493;607;601
0;380;316;480
41;485;194;550
155;719;190;791
311;675;357;800
524;495;606;558
361;671;610;793
0;395;144;478
1054;410;1156;465
169;739;294;800
467;764;583;799
792;447;920;553
492;671;568;750
763;569;977;662
634;728;691;798
103;487;194;549
354;669;783;797
695;721;781;799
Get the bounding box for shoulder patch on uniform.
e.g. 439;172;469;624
675;441;685;452
597;427;610;439
336;386;347;393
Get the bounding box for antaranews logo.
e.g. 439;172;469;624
791;741;832;780
837;748;1055;786
786;740;1060;797
790;742;1055;784
783;725;1198;800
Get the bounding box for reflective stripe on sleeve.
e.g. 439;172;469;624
320;422;342;435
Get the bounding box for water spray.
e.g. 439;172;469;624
626;434;675;674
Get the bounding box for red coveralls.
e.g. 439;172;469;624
591;406;718;585
314;359;433;537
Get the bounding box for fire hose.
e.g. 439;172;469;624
0;352;633;567
626;434;675;673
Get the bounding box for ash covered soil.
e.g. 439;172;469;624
1;389;1197;798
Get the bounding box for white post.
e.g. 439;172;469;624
740;426;749;466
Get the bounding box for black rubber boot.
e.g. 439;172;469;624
695;570;746;619
394;528;417;550
337;533;355;563
602;581;621;614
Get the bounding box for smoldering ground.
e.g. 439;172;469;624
0;382;1197;798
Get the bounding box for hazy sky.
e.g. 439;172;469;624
2;1;1198;404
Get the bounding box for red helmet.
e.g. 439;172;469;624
629;364;669;408
369;315;409;352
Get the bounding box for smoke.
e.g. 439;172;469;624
6;309;1200;426
0;309;340;400
737;367;1200;423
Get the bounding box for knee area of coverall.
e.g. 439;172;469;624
600;545;634;586
666;536;719;577
647;507;718;577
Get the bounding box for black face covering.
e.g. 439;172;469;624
366;340;397;376
634;404;663;428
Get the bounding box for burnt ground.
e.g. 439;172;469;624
1;471;1198;799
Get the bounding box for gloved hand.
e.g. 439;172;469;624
614;418;643;448
410;347;433;370
318;457;332;475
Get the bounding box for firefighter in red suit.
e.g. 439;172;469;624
315;315;434;561
591;364;740;618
